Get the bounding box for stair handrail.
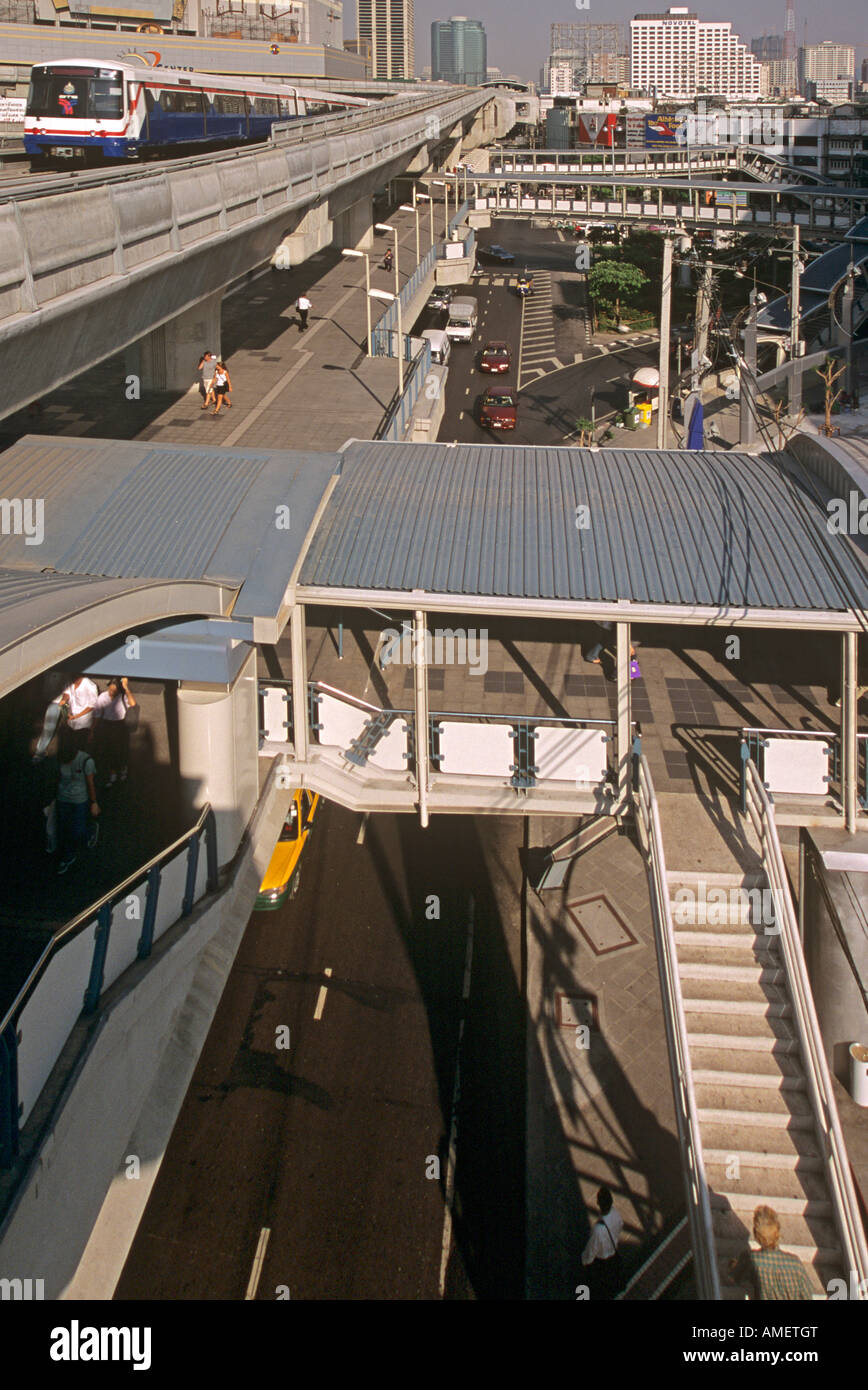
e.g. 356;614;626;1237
633;754;721;1300
743;756;868;1297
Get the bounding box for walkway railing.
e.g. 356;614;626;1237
633;753;721;1300
376;341;432;442
742;757;868;1295
260;679;620;791
370;198;471;359
0;806;218;1169
740;726;868;810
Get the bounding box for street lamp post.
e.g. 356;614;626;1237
400;203;421;268
375;221;399;297
369;288;404;396
432;179;449;238
417;191;434;250
341;248;371;356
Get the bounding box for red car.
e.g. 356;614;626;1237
479;341;512;374
478;389;518;430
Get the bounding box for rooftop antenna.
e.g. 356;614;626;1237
784;0;796;62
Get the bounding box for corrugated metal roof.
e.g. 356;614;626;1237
299;442;868;615
0;436;338;616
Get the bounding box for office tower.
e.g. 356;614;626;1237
800;41;855;86
358;0;415;80
431;16;487;86
550;21;626;89
630;8;763;99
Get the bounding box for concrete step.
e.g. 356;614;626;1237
701;1124;823;1159
695;1085;813;1117
690;1045;804;1079
683;993;791;1017
670;897;778;928
709;1190;833;1219
704;1143;823;1172
678;961;785;986
687;1030;799;1055
706;1161;830;1203
716;1249;835;1297
674;929;779;953
693;1068;806;1092
698;1106;815;1130
667;870;766;890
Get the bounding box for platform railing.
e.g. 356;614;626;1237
633;753;721;1300
0;805;218;1170
743;756;868;1296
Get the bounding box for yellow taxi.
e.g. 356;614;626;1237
255;788;320;911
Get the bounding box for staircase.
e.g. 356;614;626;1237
667;866;845;1298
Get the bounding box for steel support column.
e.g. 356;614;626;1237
414;609;430;827
842;631;858;833
291;603;308;762
616;622;632;807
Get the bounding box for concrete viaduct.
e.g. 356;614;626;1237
0;88;515;419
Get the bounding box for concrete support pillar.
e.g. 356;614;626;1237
177;646;259;867
739;300;758;448
616;622;632;807
291;603;308;763
281;201;333;269
413;609;430;828
841;631;858;834
125;288;222;394
332;194;374;252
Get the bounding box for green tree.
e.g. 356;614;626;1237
588;260;649;326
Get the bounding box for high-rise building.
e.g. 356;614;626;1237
431;16;487;86
549;21;627;90
762;58;798;96
630;8;763;99
799;42;855;88
751;35;785;62
358;0;415;81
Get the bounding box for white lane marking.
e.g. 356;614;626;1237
313;966;333;1021
245;1227;271;1300
464;386;471;395
356;813;368;846
438;900;475;1298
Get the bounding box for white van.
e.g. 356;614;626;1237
446;297;478;344
421;328;451;366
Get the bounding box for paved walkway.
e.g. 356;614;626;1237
1;203;427;453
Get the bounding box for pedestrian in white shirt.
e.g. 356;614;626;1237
60;675;99;732
296;294;311;332
95;676;137;785
581;1186;624;1300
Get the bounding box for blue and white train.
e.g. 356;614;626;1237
24;60;369;165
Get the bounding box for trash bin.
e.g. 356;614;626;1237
637;401;653;427
850;1043;868;1106
623;406;641;432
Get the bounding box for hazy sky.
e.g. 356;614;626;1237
404;1;868;82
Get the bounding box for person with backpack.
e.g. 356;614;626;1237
581;1186;624;1299
56;730;100;874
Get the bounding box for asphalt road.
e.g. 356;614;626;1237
415;220;660;448
114;801;525;1300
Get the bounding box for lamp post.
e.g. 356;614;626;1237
369;287;403;396
400;202;421;268
375;220;399;297
341;248;371;356
416;191;434;250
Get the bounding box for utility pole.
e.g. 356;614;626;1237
789;224;803;416
657;235;673;449
842;251;857;405
739;295;759;447
692;259;713;392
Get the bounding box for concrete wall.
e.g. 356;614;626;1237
0;759;292;1299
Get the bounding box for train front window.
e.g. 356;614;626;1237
26;67;124;120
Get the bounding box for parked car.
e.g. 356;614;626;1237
479;341;512;374
426;286;453;313
478;389;518;430
255;788;319;910
478;244;516;265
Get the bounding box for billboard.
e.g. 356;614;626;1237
643;114;680;147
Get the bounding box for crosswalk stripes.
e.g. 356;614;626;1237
518;271;557;390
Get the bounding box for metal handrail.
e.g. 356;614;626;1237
633;754;721;1300
743;757;868;1296
0;802;217;1037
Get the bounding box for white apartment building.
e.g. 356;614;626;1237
357;0;415;80
801;42;855;85
548;62;576;95
630;8;763;100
